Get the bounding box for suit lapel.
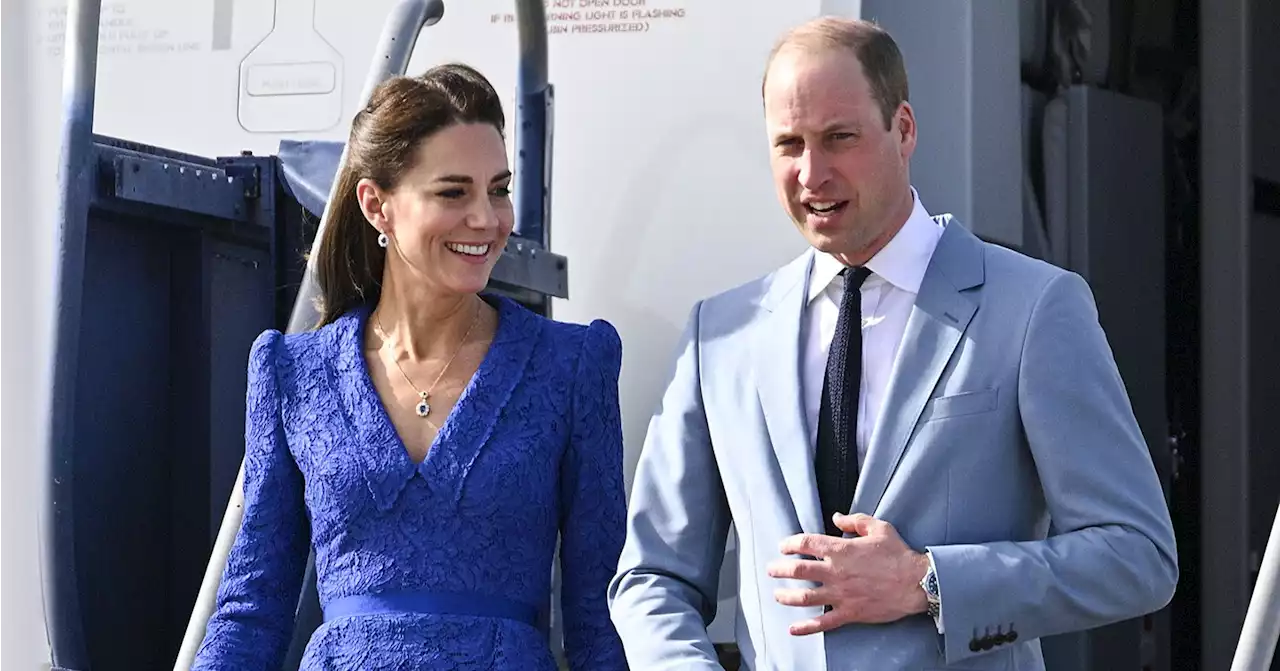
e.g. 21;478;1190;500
754;250;825;535
852;219;985;515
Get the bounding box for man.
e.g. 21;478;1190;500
607;16;1178;671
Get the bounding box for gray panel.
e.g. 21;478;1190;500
1066;86;1171;501
1021;85;1050;261
1041;96;1070;267
1041;85;1170;671
969;5;1025;247
860;0;1023;247
1249;211;1280;613
1201;0;1254;668
1251;0;1280;184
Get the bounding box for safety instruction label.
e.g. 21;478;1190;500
490;0;687;36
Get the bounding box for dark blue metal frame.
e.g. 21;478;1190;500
46;131;288;671
515;0;554;250
47;1;107;667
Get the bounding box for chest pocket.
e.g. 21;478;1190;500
919;388;998;423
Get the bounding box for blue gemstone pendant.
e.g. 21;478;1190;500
415;391;430;418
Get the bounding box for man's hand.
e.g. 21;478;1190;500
767;513;930;636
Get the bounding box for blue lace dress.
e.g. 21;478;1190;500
191;295;628;670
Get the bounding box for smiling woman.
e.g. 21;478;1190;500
190;62;630;671
313;63;514;326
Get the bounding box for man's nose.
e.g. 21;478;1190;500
796;148;831;191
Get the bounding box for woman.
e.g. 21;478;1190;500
192;63;628;670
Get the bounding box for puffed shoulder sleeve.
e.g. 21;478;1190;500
558;320;628;670
192;330;310;671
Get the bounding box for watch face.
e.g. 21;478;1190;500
925;572;939;597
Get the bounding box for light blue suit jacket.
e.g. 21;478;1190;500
608;217;1178;670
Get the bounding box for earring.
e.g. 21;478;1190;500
377;232;389;248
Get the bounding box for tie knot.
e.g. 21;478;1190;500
840;266;872;290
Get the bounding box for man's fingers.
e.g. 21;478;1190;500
779;533;838;558
773;586;828;608
788;608;847;636
766;558;830;582
833;512;880;536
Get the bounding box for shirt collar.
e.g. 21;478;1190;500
807;186;943;303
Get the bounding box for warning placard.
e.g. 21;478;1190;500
39;2;207;58
489;0;686;36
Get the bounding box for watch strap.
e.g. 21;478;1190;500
920;551;942;620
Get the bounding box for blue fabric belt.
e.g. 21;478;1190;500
322;589;539;627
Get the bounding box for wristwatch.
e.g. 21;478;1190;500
919;551;941;620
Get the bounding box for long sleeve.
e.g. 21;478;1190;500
192;330;310;671
558;319;629;670
607;302;731;670
928;271;1178;664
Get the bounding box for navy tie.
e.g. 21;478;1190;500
815;266;872;537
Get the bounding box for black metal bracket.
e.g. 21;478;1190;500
108;153;254;223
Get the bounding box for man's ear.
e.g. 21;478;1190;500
895;101;917;161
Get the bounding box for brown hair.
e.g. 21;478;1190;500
762;17;910;130
312;62;507;327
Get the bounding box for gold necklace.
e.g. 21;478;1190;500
373;301;481;420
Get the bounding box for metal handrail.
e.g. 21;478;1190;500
514;0;554;250
1230;501;1280;670
45;0;104;667
173;1;552;668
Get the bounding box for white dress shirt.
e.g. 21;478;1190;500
800;186;947;631
802;187;944;464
